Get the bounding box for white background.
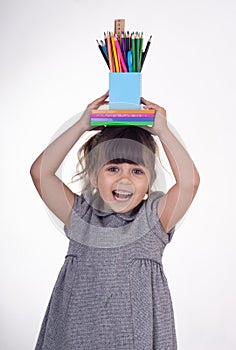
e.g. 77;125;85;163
1;0;236;349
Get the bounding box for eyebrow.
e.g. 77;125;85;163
105;159;140;165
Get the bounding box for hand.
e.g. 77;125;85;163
141;97;168;136
80;91;109;131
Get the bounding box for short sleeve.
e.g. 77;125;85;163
63;193;81;238
145;191;175;244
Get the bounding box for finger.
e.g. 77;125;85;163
88;96;109;110
93;100;109;109
143;104;156;112
91;91;109;105
141;97;162;109
97;91;109;101
141;97;158;106
141;97;152;105
141;99;156;109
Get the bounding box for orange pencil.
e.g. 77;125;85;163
106;32;115;72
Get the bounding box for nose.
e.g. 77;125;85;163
117;167;132;184
118;177;131;185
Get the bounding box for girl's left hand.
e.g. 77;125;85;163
141;97;168;136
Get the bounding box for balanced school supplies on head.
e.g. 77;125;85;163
92;19;155;127
96;30;152;72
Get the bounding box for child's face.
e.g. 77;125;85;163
96;162;150;213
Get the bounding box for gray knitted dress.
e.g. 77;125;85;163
34;190;177;350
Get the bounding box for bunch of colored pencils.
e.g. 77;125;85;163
96;32;152;72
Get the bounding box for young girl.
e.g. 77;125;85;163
30;91;200;350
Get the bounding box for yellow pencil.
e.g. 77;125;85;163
111;32;120;72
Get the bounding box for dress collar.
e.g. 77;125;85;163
83;189;144;221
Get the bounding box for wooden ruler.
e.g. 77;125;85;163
114;19;125;41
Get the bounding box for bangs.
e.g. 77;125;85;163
93;138;154;170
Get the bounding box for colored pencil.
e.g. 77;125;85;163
127;50;132;72
114;36;128;72
106;32;115;72
97;29;152;72
111;33;120;72
139;32;143;68
126;31;131;51
96;40;109;68
141;35;152;70
121;33;127;66
135;33;140;72
131;33;136;72
100;40;108;58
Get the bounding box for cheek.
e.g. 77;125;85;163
97;176;104;189
143;179;150;193
135;179;149;195
146;172;152;188
97;173;112;191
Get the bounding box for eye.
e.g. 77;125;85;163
132;168;144;175
107;166;119;173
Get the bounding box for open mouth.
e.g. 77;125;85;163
112;190;133;202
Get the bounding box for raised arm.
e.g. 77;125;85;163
141;97;200;233
30;92;108;229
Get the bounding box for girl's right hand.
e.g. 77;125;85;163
79;91;109;131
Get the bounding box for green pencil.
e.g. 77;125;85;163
139;32;143;71
135;33;140;72
131;33;136;72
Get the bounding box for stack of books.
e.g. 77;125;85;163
90;109;155;126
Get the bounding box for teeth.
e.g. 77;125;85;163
112;190;133;201
114;190;132;195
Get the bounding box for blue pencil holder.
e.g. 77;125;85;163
109;72;141;110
